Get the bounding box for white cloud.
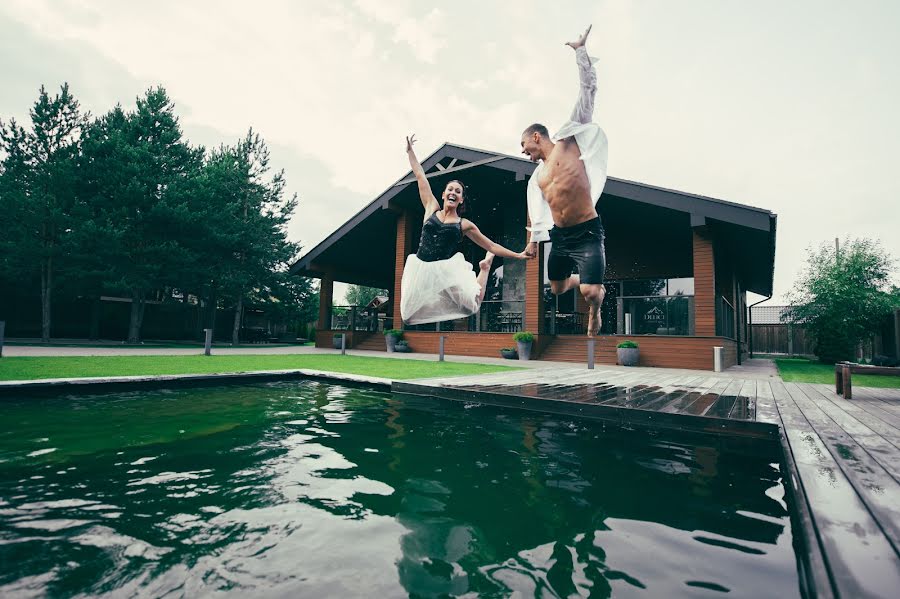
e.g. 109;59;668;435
2;0;899;302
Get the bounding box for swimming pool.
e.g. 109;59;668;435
0;380;802;597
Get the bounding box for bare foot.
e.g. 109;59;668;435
479;252;495;272
586;302;601;337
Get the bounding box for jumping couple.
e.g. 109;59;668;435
401;25;609;337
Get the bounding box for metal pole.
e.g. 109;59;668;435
0;321;5;358
341;333;346;355
439;335;445;362
587;338;595;370
204;328;212;356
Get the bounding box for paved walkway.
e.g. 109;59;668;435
2;341;779;378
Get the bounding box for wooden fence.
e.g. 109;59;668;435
750;324;813;356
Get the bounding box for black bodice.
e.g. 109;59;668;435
416;212;462;262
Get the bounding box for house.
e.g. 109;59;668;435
290;143;777;370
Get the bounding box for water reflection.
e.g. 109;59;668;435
0;381;800;597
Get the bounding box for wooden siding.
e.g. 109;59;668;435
524;238;544;333
540;335;737;370
400;331;539;359
317;274;333;330
393;211;412;327
693;230;716;336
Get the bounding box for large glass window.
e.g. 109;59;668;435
543;276;695;336
619;295;694;335
616;277;695;336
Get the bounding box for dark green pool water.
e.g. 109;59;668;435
0;381;801;598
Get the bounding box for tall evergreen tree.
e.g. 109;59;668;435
79;88;202;342
0;84;87;341
218;130;299;345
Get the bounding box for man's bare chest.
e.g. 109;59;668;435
538;141;585;190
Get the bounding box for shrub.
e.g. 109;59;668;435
513;331;534;343
617;340;639;349
383;329;404;339
784;238;900;363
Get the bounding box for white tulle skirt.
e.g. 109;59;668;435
400;253;482;325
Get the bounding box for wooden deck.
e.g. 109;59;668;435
393;367;900;598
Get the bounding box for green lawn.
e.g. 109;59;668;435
775;358;900;389
6;341;312;349
0;354;517;382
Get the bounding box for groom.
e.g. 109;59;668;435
520;25;610;337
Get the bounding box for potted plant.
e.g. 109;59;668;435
384;329;404;352
499;347;518;360
513;331;535;361
395;340;411;353
617;340;639;366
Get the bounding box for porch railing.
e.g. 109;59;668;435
544;310;587;335
718;297;735;339
402;299;525;332
330;305;392;332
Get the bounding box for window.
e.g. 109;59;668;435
616;277;695;336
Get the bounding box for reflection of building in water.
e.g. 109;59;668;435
314;398;795;597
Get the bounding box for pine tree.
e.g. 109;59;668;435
0;84;87;341
78;88;202;342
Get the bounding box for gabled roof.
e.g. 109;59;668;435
291;142;777;294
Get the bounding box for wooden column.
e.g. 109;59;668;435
318;274;334;331
692;228;716;336
524;241;545;334
393;211;413;329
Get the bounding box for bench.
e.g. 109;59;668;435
834;361;900;399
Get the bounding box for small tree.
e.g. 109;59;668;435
784;238;900;363
345;284;388;307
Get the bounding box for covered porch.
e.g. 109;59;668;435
290;143;776;371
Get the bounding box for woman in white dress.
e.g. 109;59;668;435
400;134;529;326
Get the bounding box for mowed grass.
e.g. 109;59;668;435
775;358;900;389
0;354;517;382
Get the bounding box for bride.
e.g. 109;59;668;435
400;134;530;325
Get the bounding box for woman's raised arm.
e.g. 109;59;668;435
406;134;440;217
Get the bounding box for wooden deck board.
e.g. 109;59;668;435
771;381;900;598
803;385;900;480
811;384;900;445
789;384;900;553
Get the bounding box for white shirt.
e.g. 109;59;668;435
527;47;609;244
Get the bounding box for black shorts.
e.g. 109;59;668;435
547;216;606;284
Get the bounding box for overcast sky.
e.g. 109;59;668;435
2;0;898;304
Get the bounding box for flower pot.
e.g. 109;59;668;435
516;340;532;361
385;335;398;352
332;335;344;350
395;343;411;353
617;347;639;366
500;349;518;360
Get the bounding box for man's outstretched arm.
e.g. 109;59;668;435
566;25;597;125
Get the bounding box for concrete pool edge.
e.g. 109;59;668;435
0;369;393;396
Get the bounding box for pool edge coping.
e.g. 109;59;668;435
0;369;392;395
